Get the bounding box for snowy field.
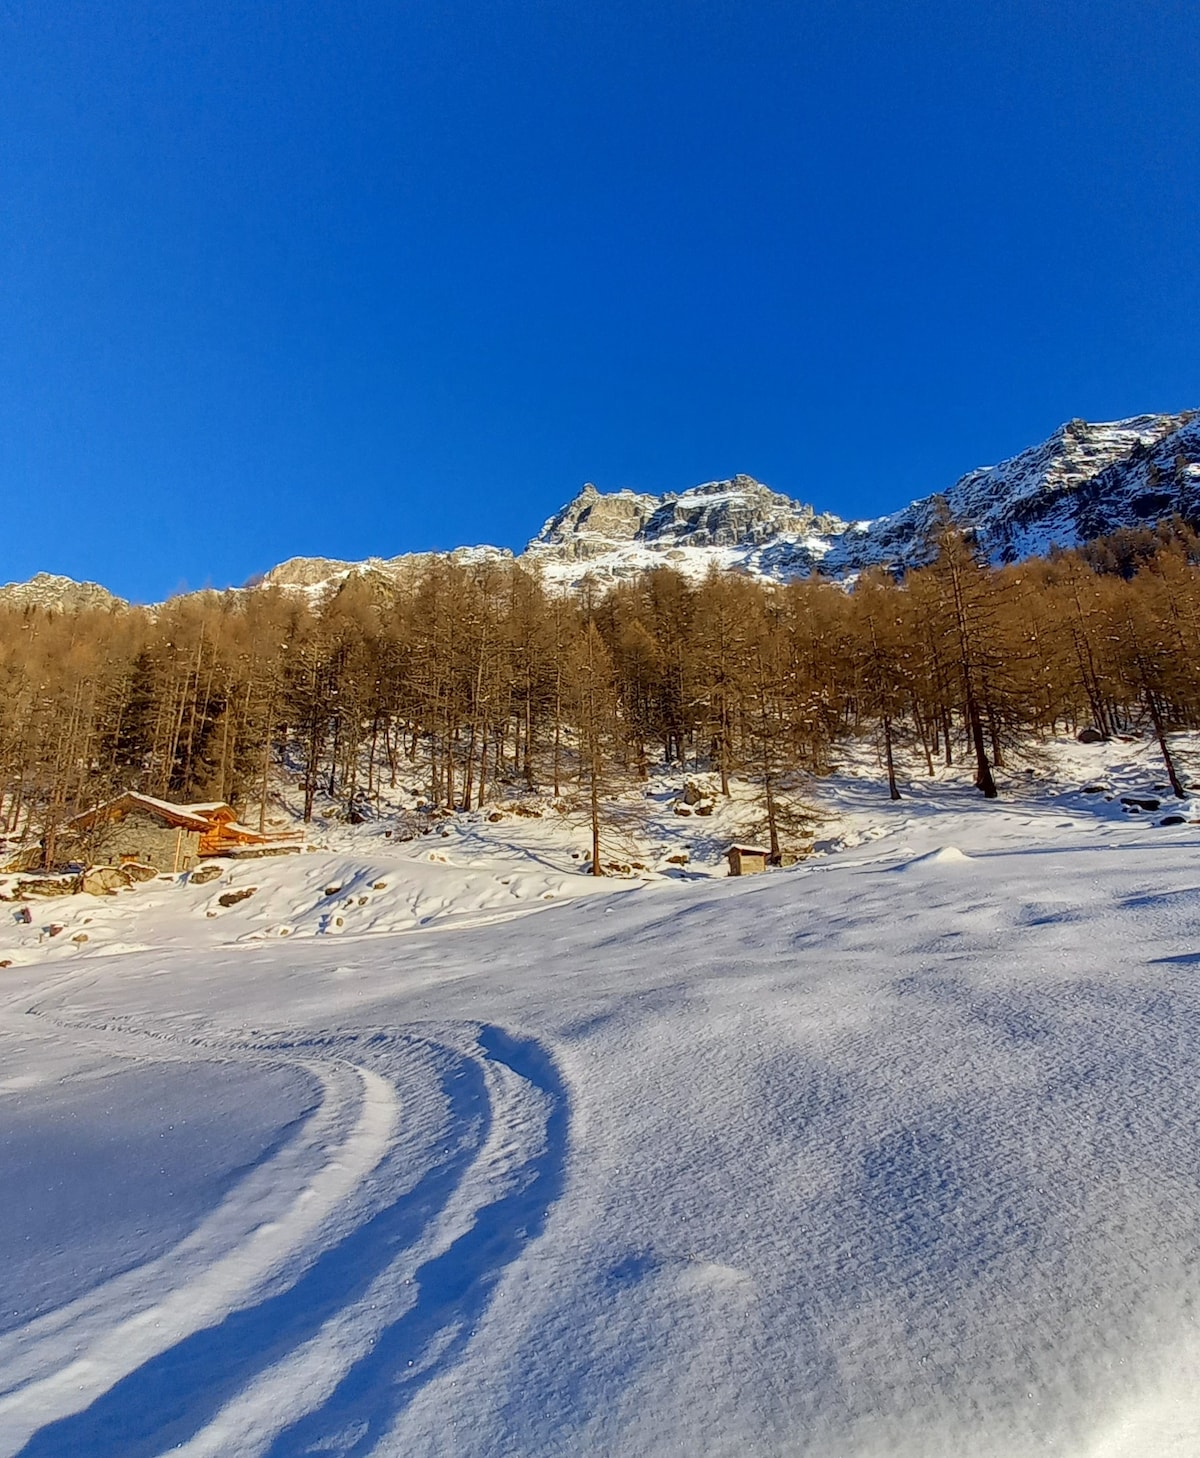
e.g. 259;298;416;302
4;738;1200;1455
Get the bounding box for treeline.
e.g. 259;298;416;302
3;517;1200;869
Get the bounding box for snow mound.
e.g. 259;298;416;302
893;845;974;870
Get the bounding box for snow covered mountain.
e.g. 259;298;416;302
524;411;1200;588
522;476;848;587
3;412;1198;609
829;410;1200;575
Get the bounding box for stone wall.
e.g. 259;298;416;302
87;812;202;872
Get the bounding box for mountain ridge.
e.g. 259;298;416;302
4;411;1198;610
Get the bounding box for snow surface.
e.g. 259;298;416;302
5;738;1200;1455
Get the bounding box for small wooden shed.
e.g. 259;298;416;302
727;844;770;876
66;794;302;872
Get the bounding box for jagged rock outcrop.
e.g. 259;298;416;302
533;485;660;560
0;572;125;613
262;544;513;593
524;475;851;586
529;476;843;566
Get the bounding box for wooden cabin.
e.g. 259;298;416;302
67;793;210;872
727;845;770;876
67;794;302;872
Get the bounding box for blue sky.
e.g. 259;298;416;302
2;0;1198;601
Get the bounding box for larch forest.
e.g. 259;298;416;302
4;515;1200;873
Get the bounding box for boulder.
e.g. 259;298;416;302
80;866;127;897
681;781;703;805
16;874;79;899
218;886;257;908
189;864;224;886
1076;727;1105;744
1121;796;1161;812
80;862;158;896
1160;814;1187;826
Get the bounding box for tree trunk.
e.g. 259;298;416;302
589;745;602;876
967;692;998;798
1145;686;1186;798
882;715;900;800
913;700;935;776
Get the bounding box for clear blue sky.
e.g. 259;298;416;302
2;0;1197;601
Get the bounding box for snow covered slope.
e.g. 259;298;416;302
5;737;1200;1455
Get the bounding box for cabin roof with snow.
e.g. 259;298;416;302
68;792;214;833
68;794;301;856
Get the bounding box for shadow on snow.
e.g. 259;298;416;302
264;1026;568;1457
18;1027;567;1458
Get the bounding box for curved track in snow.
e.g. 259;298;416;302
0;998;567;1458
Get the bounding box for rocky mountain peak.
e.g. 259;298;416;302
529;474;842;567
522;414;1200;588
532;484;663;559
0;572;126;613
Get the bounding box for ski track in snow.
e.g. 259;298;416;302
0;981;566;1458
